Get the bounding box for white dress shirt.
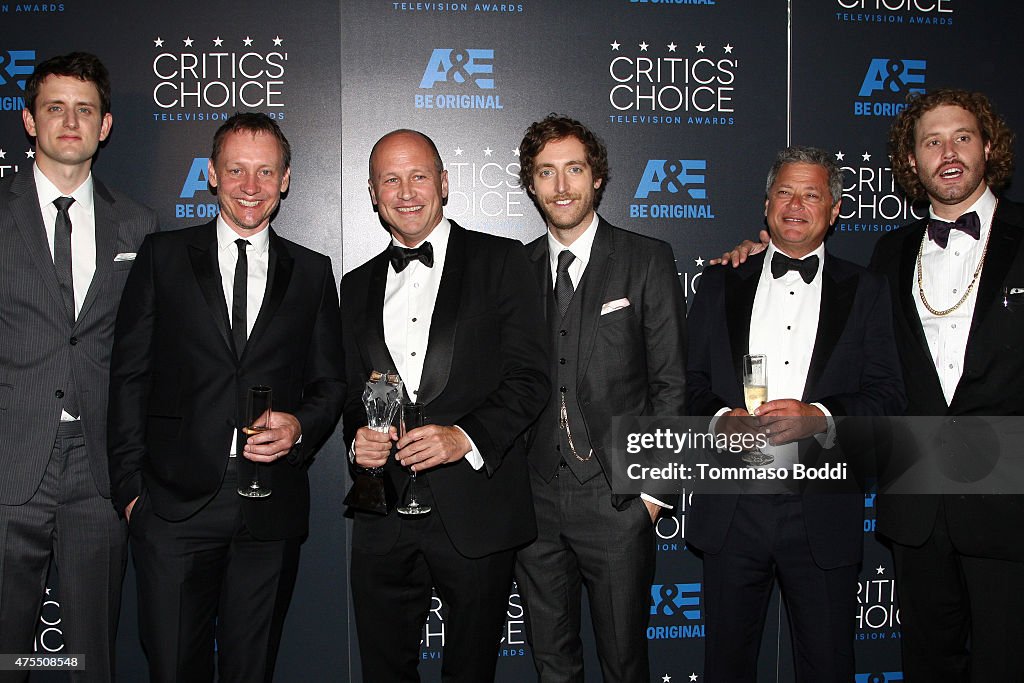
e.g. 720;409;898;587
383;219;483;470
217;217;270;455
35;165;97;421
34;164;96;320
914;187;996;405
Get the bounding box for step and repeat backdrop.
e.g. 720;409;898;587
4;1;1023;681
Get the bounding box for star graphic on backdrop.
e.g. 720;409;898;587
695;257;705;267
639;42;649;51
273;36;284;46
183;37;194;47
862;152;872;161
26;149;35;159
0;149;6;159
213;37;224;46
153;37;164;47
877;565;886;575
454;147;464;156
662;676;671;683
668;42;677;52
45;588;51;596
690;675;699;682
483;147;493;157
724;44;734;54
835;151;845;161
243;36;254;46
610;41;621;51
695;43;706;53
512;148;520;157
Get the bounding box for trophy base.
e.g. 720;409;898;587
343;467;397;515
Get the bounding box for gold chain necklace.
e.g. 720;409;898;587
916;203;995;317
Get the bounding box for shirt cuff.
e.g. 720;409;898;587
709;407;731;451
455;426;484;470
641;492;673;510
810;402;836;449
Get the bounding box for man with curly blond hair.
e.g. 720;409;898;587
871;89;1024;682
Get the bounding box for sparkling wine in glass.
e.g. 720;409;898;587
741;355;774;466
396;402;431;516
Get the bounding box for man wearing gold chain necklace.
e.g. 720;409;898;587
868;89;1024;682
710;89;1023;681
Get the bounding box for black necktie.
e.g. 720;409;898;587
389;242;434;272
555;250;576;318
771;252;819;285
53;196;78;417
52;196;75;320
927;211;980;249
232;239;250;358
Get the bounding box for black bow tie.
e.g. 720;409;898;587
771;252;819;284
927;211;980;249
389;242;434;272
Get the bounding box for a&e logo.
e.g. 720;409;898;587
854;58;925;117
0;50;35;111
647;582;704;640
175;157;219;221
415;49;503;110
855;673;904;683
631;159;714;220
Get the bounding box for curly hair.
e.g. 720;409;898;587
517;114;609;207
889;89;1015;199
25;52;111;116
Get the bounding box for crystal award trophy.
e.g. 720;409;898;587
342;371;403;514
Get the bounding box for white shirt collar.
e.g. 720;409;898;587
216;216;271;255
927;185;997;229
763;240;826;283
34;163;94;212
547;212;600;273
390;218;451;272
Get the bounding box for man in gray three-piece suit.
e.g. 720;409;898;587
515;115;687;682
0;53;157;680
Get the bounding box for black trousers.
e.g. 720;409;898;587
351;483;516;683
892;501;1024;683
129;459;300;683
0;421;126;683
515;464;655;683
701;495;857;683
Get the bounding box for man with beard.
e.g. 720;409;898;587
515;115;686;682
711;89;1024;681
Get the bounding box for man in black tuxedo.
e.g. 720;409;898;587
108;113;345;682
514;115;686;682
0;52;158;681
341;129;548;681
686;146;904;681
869;89;1024;682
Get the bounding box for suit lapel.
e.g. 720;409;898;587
9;169;66;317
528;235;553;326
897;223;933;362
75;179;116;326
803;254;855;400
417;223;465;406
244;229;293;359
576;221;613;381
187;222;233;354
725;253;762;385
360;252;402;385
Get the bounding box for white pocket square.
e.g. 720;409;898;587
600;297;630;315
114;252;136;262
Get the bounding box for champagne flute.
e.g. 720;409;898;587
238;385;273;498
741;354;774;466
396;402;431;516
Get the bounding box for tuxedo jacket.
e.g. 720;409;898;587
0;166;157;505
686;251;905;569
341;221;548;559
870;199;1024;561
525;218;687;509
108;220;345;540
